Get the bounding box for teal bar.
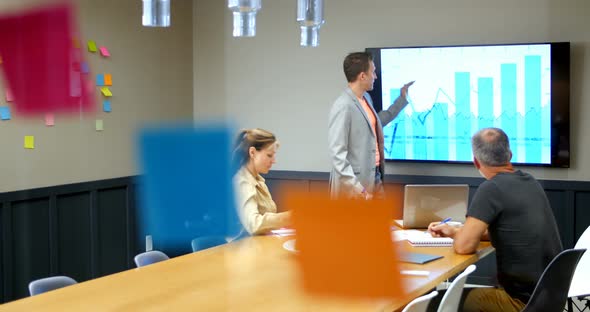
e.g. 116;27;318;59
478;77;494;130
525;55;541;163
455;72;471;161
501;63;517;154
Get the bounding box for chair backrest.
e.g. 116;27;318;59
569;226;590;298
28;275;77;296
134;250;170;267
402;290;439;312
191;236;227;252
437;264;476;312
521;248;586;312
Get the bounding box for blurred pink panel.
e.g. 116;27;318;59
0;2;95;115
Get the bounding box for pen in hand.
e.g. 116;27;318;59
440;217;452;225
429;217;453;237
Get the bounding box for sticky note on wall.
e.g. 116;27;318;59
99;46;110;57
45;113;54;126
24;136;35;149
96;74;105;86
96;119;103;131
103;100;111;112
81;62;89;74
0;106;11;120
100;87;112;97
5;88;14;101
87;40;97;52
104;74;112;86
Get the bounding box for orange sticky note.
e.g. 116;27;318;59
24;136;35;149
104;74;112;86
100;87;112;97
287;190;404;299
87;40;97;52
45;113;54;126
0;55;2;64
72;37;80;49
99;46;110;57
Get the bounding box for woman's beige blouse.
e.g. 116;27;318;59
234;166;291;235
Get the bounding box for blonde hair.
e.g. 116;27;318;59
233;128;278;168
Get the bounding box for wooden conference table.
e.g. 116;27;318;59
0;235;493;312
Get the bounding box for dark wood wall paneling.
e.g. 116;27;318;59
265;171;590;249
0;178;136;302
264;171;590;286
1;171;590;303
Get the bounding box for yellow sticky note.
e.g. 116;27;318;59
87;40;97;52
104;74;112;86
96;119;103;131
100;87;112;97
24;136;35;149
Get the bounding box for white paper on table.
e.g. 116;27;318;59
270;228;296;237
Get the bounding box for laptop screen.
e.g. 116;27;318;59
401;184;469;228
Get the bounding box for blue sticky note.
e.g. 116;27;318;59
103;100;111;112
81;62;89;74
0;106;11;120
96;74;105;86
136;123;243;257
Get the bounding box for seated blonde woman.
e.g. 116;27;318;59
233;128;291;235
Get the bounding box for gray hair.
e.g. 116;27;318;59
471;128;512;166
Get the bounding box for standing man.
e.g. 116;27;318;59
328;51;413;199
427;127;562;311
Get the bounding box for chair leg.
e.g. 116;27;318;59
568;297;590;312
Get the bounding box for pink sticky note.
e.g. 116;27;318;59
45;113;54;126
5;88;14;102
99;46;110;57
0;3;95;115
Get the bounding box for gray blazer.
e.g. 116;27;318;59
328;87;407;198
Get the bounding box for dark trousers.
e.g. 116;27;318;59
425;287;525;312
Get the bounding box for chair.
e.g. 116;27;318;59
28;275;77;296
402;290;439;312
437;264;476;312
568;226;590;311
191;236;227;252
521;248;586;312
134;250;170;267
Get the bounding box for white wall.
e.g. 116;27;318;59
194;0;590;181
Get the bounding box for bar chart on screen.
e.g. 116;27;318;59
380;44;551;164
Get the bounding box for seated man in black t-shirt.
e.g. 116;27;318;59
426;127;562;312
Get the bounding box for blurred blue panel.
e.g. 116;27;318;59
136;122;244;257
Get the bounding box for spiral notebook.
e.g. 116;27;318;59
405;230;453;247
407;236;453;247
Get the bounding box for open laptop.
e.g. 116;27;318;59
395;184;469;229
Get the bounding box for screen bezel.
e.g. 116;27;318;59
366;42;570;168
